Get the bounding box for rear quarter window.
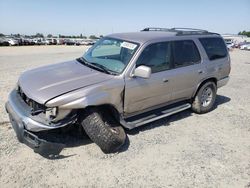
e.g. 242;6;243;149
199;37;228;60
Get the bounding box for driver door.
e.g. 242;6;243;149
124;42;173;115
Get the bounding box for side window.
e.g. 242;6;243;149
172;40;201;68
199;37;228;60
136;42;171;73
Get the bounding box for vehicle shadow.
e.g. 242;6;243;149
36;95;230;159
35;125;92;159
214;94;231;109
35;124;130;159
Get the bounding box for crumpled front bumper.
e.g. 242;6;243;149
5;90;75;153
6;90;76;132
6;111;64;153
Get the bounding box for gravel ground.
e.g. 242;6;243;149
0;46;249;188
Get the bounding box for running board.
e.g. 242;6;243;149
121;103;191;129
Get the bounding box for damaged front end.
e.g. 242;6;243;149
5;87;77;154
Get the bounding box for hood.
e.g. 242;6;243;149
19;60;112;104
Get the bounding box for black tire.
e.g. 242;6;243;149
192;81;217;114
80;108;126;153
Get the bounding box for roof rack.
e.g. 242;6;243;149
141;27;219;36
141;27;171;32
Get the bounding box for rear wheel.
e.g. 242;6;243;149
80;108;126;153
192;81;217;114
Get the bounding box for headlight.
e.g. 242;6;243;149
45;107;58;120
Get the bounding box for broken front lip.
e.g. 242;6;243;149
6;101;65;155
5;90;77;132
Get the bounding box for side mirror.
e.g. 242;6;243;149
133;65;151;79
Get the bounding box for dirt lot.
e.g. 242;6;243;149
0;46;249;188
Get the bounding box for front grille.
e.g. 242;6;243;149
17;86;46;115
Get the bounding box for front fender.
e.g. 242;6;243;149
59;92;110;109
45;79;125;114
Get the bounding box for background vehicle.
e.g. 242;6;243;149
6;37;19;46
33;38;46;45
25;38;35;45
239;42;250;50
57;39;65;45
5;28;230;153
224;39;234;50
45;38;57;45
64;39;75;45
80;39;95;45
0;38;10;46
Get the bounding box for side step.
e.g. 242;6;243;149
121;103;191;130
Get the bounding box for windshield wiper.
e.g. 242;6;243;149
90;62;117;75
77;57;89;66
77;57;117;75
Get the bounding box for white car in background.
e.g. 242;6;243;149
33;38;46;45
240;43;250;50
7;38;19;46
226;42;234;50
80;39;95;45
224;39;234;50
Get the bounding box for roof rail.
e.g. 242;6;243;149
141;27;219;36
170;27;208;32
141;27;171;32
170;28;209;35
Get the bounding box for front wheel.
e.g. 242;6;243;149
192;81;217;114
80;108;126;153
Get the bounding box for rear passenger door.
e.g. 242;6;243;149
170;40;204;101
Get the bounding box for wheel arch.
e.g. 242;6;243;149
80;104;121;122
192;77;217;99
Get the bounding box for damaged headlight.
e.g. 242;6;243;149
45;107;58;120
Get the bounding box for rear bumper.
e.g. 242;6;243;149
217;76;229;88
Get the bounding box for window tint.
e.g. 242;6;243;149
199;37;228;60
92;39;121;57
172;40;201;68
136;42;171;73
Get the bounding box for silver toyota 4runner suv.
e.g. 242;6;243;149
5;28;230;153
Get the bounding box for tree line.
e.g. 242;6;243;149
238;31;250;37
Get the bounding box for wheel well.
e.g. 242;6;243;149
81;104;121;122
193;78;217;99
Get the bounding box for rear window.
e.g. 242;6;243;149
199;37;228;60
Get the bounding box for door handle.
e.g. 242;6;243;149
198;70;204;74
215;67;222;72
163;78;168;83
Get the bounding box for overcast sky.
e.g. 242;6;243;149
0;0;250;36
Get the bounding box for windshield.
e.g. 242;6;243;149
82;37;138;74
